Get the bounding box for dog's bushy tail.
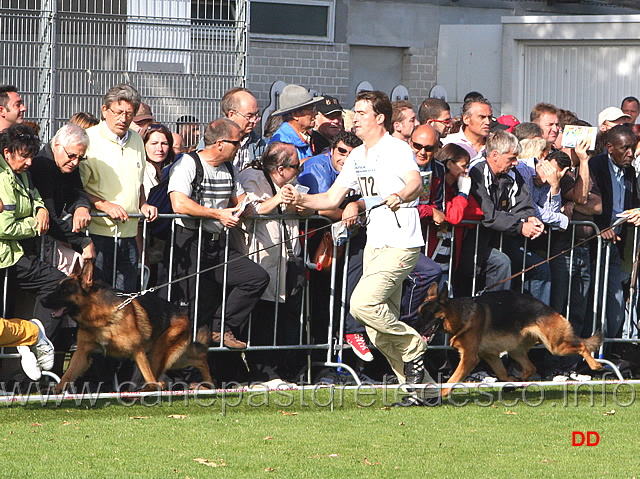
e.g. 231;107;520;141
583;330;604;353
195;325;211;348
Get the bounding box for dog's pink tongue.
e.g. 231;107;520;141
51;308;66;318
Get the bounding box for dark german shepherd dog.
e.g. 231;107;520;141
42;261;212;393
416;283;603;396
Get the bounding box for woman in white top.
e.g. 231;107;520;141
232;141;312;384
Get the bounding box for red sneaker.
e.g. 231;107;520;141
345;333;373;362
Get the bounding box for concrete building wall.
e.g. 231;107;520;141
246;0;640;115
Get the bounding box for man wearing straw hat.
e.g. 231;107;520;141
269;84;324;162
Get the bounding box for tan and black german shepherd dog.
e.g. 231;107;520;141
42;261;213;393
416;283;604;396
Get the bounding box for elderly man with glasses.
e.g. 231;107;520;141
79;83;158;293
31;123;96;262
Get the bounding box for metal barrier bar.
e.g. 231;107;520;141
0;214;637;383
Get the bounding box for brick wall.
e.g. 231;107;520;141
247;39;439;115
247;40;351;109
403;47;438;105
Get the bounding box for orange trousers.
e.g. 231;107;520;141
0;318;38;347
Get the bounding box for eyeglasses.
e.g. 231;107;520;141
287;163;302;170
411;141;437;153
431;118;452;125
107;107;135;120
336;146;351;155
62;145;87;162
221;139;241;147
232;110;261;123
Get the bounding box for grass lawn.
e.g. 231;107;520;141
0;384;638;478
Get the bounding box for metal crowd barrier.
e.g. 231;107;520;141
1;213;639;383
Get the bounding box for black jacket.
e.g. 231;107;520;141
589;152;639;255
30;143;92;251
459;161;535;276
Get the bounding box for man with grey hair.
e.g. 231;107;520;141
80;83;158;292
460;130;551;307
31;123;95;261
442;97;492;164
164;118;269;349
513;122;544;142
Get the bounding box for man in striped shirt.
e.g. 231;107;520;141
165;118;269;349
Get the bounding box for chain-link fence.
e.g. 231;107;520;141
0;0;247;139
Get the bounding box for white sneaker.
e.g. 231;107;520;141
29;318;54;371
17;346;42;381
551;371;591;382
569;372;591;382
249;378;296;390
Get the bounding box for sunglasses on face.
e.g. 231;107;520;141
62;145;87;162
18;133;38;141
335;146;350;155
221;139;241;147
411;141;437;153
431;118;452;125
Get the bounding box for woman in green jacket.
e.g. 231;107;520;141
0;124;66;338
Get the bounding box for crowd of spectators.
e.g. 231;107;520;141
2;80;640;392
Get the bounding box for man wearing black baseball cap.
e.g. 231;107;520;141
311;95;344;155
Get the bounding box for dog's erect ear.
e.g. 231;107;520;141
425;282;439;302
70;259;83;277
438;284;449;303
80;260;94;291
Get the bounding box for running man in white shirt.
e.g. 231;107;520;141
282;90;441;406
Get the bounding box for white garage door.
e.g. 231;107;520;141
522;42;640;126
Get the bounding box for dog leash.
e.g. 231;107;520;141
475;214;632;297
114;201;399;310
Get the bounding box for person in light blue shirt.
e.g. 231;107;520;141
516;150;571;231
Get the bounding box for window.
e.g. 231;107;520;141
249;0;334;42
191;0;237;25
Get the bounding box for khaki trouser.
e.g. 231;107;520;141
350;245;427;383
0;318;38;347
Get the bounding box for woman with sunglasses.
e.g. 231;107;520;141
231;141;312;385
31;123;95;262
0;124;67;339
